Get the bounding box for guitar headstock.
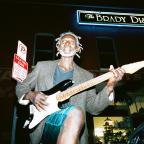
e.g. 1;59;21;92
121;61;144;74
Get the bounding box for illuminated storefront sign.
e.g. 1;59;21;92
77;10;144;27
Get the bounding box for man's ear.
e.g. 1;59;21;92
56;43;60;50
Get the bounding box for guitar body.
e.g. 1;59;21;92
41;79;74;95
28;79;73;129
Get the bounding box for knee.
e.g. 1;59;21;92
69;107;85;125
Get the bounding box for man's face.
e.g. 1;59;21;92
58;34;77;57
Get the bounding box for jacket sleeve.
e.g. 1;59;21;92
16;62;40;104
85;74;114;115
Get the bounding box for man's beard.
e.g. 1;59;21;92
59;47;76;57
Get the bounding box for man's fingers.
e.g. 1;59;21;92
40;99;48;106
109;65;114;70
36;102;46;111
112;67;125;81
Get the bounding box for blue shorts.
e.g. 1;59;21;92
41;106;75;144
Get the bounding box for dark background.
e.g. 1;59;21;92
0;1;144;143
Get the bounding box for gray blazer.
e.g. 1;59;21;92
16;60;113;144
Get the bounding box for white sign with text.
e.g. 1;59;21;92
17;40;27;61
12;53;28;82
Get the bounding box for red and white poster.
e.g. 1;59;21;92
12;40;28;82
12;54;28;82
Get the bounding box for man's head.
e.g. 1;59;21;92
55;32;83;58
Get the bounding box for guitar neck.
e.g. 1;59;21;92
57;60;144;102
57;71;113;102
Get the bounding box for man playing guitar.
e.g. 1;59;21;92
16;31;125;144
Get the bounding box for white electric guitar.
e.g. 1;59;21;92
26;61;144;129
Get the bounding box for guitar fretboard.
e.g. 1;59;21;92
57;72;113;102
56;60;144;102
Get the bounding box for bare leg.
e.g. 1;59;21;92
57;107;84;144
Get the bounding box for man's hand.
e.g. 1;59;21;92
107;65;125;94
25;91;48;111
